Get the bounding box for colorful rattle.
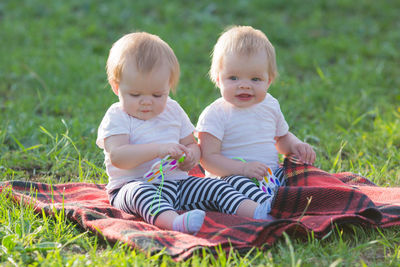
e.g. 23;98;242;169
232;157;280;196
258;167;280;195
147;154;185;216
144;154;185;182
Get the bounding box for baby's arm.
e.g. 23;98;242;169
199;132;269;180
104;134;189;169
178;133;201;171
275;131;316;165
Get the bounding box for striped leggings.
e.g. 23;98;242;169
222;166;285;204
109;167;285;224
109;176;248;224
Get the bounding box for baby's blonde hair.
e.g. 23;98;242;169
210;25;278;85
106;32;180;92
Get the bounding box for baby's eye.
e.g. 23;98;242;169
153;94;162;98
229;76;238;81
130;93;140;97
251;77;261;81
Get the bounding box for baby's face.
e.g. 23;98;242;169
117;64;171;120
217;50;271;108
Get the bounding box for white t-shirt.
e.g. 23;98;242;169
196;94;289;176
97;97;194;191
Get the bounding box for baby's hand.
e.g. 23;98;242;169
178;149;197;171
242;161;269;181
291;142;316;165
158;143;188;160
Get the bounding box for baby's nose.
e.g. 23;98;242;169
140;97;152;105
239;82;251;89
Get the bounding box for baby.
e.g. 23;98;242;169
96;32;275;235
197;26;316;204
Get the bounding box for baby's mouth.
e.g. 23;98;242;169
236;93;253;100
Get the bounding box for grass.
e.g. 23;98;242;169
1;0;400;265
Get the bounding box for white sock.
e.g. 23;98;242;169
253;198;274;220
172;209;205;234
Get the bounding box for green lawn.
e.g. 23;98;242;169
1;0;400;265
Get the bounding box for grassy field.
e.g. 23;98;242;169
1;0;400;265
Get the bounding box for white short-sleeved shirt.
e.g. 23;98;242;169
97;97;194;191
196;94;289;176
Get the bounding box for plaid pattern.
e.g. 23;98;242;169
1;159;400;261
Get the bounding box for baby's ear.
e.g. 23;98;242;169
215;76;220;87
110;81;119;96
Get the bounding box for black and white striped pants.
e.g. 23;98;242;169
109;167;285;224
109;176;249;224
222;166;286;204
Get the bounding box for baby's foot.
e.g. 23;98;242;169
253;198;274;220
172;209;205;234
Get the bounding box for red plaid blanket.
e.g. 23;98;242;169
1;159;400;261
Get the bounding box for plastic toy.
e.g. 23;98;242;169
146;154;185;215
144;154;185;182
258;166;280;195
232;157;280;196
